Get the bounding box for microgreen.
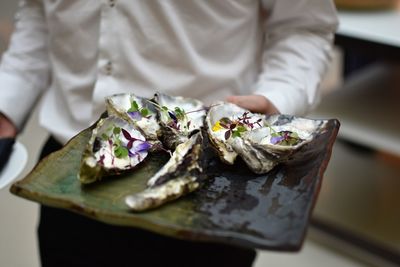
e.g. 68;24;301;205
114;146;129;158
127;100;140;113
270;131;302;146
96;123;153;163
213;112;263;140
127;100;151;120
147;100;191;132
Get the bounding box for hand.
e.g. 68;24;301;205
0;113;17;138
226;95;280;115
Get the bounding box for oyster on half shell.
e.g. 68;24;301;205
231;115;328;173
207;102;328;174
205;102;265;165
78;116;151;184
154;93;206;149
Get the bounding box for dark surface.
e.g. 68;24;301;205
0;138;15;173
11;118;339;251
37;137;256;267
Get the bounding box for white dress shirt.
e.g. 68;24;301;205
0;0;338;144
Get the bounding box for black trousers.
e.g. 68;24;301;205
38;137;256;267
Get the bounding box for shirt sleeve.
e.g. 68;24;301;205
0;0;50;129
253;0;338;115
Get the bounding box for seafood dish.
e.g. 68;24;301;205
78;93;328;211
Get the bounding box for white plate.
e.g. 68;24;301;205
0;141;28;190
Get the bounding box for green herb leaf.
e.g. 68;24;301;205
113;127;121;135
127;100;140;113
232;130;241;138
140;108;150;117
101;133;109;141
174;107;186;121
114;146;129;158
236;125;247;133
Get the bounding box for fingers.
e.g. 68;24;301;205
226;95;280;115
0;113;17;138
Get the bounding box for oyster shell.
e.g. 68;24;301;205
146;130;203;188
154;93;206;149
105;93;160;145
78;115;151;184
206;102;328;174
125;175;200;211
232;115;328;173
125;131;204;211
205;101;265;164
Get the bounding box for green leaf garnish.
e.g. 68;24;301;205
101;133;109;141
232;130;241;138
174;107;186;121
140;108;150;117
113;127;121;135
236;125;247;133
127;100;140;112
114;146;129;158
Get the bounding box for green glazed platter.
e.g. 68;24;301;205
10;118;339;251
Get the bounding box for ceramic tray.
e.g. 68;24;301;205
10;118;339;251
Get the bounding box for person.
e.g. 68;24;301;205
0;0;338;266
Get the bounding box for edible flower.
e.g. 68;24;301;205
212;121;223;132
270;131;302;146
127;100;151;120
213;112;262;140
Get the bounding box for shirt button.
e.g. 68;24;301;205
109;0;115;7
105;61;113;75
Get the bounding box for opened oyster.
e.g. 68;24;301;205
153;93;206;149
207;102;328;174
106;93;160;145
78;115;151;184
232;115;327;173
125;131;204;211
205;102;265;164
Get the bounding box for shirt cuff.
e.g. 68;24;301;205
0;71;40;129
253;81;309;116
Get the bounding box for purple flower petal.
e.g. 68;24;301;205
270;135;284;145
128;111;142;120
136;141;151;152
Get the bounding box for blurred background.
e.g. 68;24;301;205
0;1;399;266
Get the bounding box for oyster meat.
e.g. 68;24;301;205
153;93;206;149
78;115;151;184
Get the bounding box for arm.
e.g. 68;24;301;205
0;0;50;134
228;0;338;115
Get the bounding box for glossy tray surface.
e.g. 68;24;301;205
11;118;339;251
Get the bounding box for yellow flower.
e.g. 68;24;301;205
212;121;223;132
